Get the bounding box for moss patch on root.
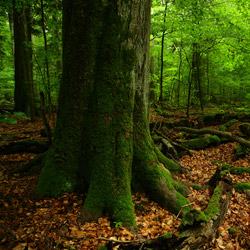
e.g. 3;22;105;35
233;183;250;193
179;209;208;231
205;186;223;219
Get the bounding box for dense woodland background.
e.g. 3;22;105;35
1;0;250;114
1;1;250;250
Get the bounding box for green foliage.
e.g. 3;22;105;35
0;111;29;124
150;0;250;107
0;117;17;124
13;111;29;119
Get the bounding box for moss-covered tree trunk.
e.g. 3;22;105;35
36;0;190;228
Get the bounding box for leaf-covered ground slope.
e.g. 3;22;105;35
0;114;250;250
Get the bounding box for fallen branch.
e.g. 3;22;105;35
98;237;143;244
176;126;250;148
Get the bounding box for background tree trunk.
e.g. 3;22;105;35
36;0;189;229
13;0;35;120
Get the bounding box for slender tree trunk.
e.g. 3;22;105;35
196;49;203;114
149;42;156;103
159;3;168;103
186;66;193;118
13;0;35;120
8;10;14;56
206;52;209;96
36;0;189;229
191;43;203;113
41;0;52;115
177;41;182;106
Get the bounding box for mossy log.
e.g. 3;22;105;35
0;140;48;154
100;177;232;250
176;126;250;148
233;183;250;195
181;135;221;150
211;160;250;175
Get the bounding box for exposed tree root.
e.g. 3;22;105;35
10;153;46;175
101;176;232;250
210;160;250;178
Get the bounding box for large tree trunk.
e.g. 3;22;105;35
13;0;35;120
36;0;189;229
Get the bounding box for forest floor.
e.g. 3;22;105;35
0;110;250;250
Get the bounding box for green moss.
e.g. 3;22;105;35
192;184;200;190
233;183;250;193
229;227;241;235
219;119;238;131
205;186;223;219
96;246;108;250
234;145;250;158
176;132;186;139
181;135;221;150
219;125;227;132
152;134;160;141
179;209;208;230
133;136;189;215
221;163;250;175
220;170;229;176
173;180;184;194
160;231;173;239
36;148;80;197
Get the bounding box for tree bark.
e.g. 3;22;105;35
41;0;52;115
36;0;189;229
159;3;168;103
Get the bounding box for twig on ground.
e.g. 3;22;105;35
176;202;194;218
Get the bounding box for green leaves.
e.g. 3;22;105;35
0;112;29;124
0;117;17;124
